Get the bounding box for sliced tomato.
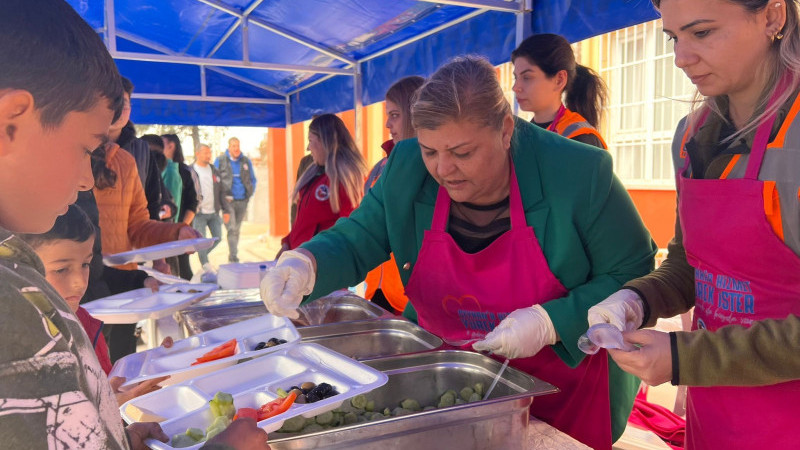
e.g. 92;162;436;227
257;391;297;421
233;407;259;421
191;339;237;365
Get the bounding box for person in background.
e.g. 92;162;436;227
192;143;232;267
588;1;800;449
363;75;425;314
278;114;366;256
91;139;199;361
113;77;175;221
215;137;257;262
0;1;269;448
146;133;183;224
162;134;200;280
291;153;315;225
260;56;656;449
17;205;172;405
512;33;608;149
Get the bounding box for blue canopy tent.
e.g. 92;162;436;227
68;0;658;129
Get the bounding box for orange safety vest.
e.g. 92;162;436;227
676;92;800;254
552;108;608;149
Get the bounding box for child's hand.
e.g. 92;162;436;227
111;375;171;405
152;259;171;274
160;336;173;348
143;276;160;292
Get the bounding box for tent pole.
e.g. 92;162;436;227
353;62;363;159
512;0;533;115
284;98;293;234
104;0;116;53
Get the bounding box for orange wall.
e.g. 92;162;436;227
266;127;289;237
627;189;677;249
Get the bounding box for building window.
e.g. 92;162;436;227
596;20;696;189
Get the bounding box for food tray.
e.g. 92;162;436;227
298;319;443;360
177;291;394;336
268;350;558;450
121;343;389;450
84;283;218;324
103;237;218;265
217;261;276;289
111;314;300;389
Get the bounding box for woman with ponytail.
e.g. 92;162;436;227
511;33;608;149
588;1;800;448
279;114;367;254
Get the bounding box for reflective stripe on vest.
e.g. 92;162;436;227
676;94;800;256
553;109;608;149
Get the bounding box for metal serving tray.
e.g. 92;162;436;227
298;319;443;360
177;290;393;336
267;350;558;450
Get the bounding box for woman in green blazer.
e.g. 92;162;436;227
260;56;656;448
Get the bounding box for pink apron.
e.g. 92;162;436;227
405;162;613;450
678;89;800;449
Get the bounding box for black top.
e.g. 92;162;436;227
447;196;511;253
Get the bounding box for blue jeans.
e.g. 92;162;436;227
192;212;223;265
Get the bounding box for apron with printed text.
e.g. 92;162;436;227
678;88;800;449
405;162;613;449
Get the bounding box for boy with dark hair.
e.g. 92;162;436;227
0;1;269;448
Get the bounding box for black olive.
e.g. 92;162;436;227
294;395;307;404
265;341;277;348
268;337;281;345
278;339;287;344
305;392;321;403
254;342;267;351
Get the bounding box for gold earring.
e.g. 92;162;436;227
776;32;784;40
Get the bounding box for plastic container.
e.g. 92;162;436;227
122;343;389;450
103;238;218;265
83;283;218;324
217;261;276;289
110;314;300;389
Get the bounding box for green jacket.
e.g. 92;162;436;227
302;117;657;440
162;159;183;223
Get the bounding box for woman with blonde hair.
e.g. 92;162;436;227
588;1;800;448
279;114;366;253
260;56;656;449
364;75;425;314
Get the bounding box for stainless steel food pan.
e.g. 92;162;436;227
268;350;558;450
177;290;392;335
298;319;443;360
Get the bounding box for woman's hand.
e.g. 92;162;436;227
608;329;673;386
472;305;557;359
152;259;171;275
125;422;169;450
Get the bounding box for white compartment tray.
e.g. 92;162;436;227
121;343;389;450
83;283;218;324
111;314;301;388
103;237;218;265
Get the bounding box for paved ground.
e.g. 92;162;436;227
188;221;282;275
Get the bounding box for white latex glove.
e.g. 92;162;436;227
259;250;315;319
587;289;645;332
472;305;557;359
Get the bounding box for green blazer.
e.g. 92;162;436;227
302;117;657;440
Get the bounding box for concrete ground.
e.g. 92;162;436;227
188;221;282;274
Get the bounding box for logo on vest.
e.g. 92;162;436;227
694;269;756;326
314;184;329;201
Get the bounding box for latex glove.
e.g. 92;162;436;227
260;250;315;319
472;305;557;359
608;329;672;386
587;289;645;332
